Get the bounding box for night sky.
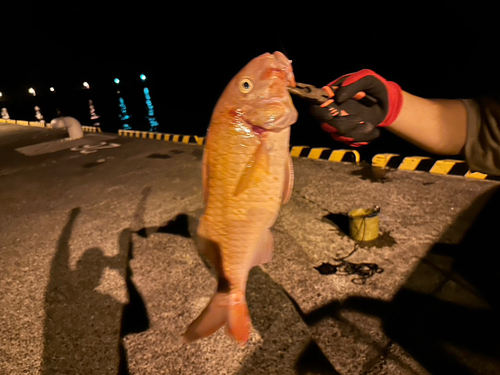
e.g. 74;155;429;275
2;1;499;155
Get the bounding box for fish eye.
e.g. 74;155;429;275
239;78;254;94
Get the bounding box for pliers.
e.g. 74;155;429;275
287;82;380;147
288;82;377;112
288;82;353;122
288;82;335;106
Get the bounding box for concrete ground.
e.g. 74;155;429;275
1;123;500;375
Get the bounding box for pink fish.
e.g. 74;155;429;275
183;51;298;345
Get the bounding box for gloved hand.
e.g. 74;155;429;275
310;69;403;147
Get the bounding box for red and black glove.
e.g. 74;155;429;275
310;69;403;147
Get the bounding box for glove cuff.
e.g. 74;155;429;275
378;81;403;127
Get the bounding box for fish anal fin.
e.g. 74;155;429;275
183;292;229;343
196;228;223;276
202;150;209;205
234;141;269;196
282;153;294;204
252;229;274;267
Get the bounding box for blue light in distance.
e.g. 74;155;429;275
143;87;158;132
140;74;146;81
118;96;131;130
114;78;120;84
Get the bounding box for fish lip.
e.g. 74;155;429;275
272;51;296;87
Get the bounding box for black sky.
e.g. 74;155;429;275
2;2;499;105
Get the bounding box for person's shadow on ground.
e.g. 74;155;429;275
41;207;149;374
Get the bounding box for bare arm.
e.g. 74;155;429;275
388;91;468;155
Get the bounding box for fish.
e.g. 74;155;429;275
183;51;298;346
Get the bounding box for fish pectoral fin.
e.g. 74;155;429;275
183;292;229;343
234;141;270;196
282;153;294;204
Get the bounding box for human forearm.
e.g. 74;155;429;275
388;91;467;155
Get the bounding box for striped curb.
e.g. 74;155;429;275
82;126;102;133
371;154;500;181
117;129;204;145
1;118;100;131
3;119;499;181
117;132;360;163
290;146;360;163
1;119;46;127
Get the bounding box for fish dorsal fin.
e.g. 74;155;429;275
234;140;269;196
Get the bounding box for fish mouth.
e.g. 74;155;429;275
272;51;296;87
240;115;281;133
241;112;294;133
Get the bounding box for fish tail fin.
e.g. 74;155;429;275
183;292;229;343
183;290;251;346
227;291;251;345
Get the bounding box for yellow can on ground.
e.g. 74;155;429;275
348;207;380;241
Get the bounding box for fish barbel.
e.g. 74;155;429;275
183;51;298;345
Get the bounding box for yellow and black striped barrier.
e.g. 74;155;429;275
118;129;204;145
290;146;360;163
2;119;101;131
1;118;46;127
371;154;499;181
0;119;16;124
4;118;499;181
81;126;102;133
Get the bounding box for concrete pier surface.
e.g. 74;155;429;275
1;123;500;374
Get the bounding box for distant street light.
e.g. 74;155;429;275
29;87;36;96
83;82;90;89
114;78;120;84
140;74;146;81
0;92;2;97
50;87;55;92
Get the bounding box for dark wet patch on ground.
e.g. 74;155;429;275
83;161;103;168
147;153;172;159
147;150;184;159
351;165;390;183
83;159;107;168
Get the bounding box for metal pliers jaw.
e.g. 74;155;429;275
287;82;334;105
288;82;377;108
